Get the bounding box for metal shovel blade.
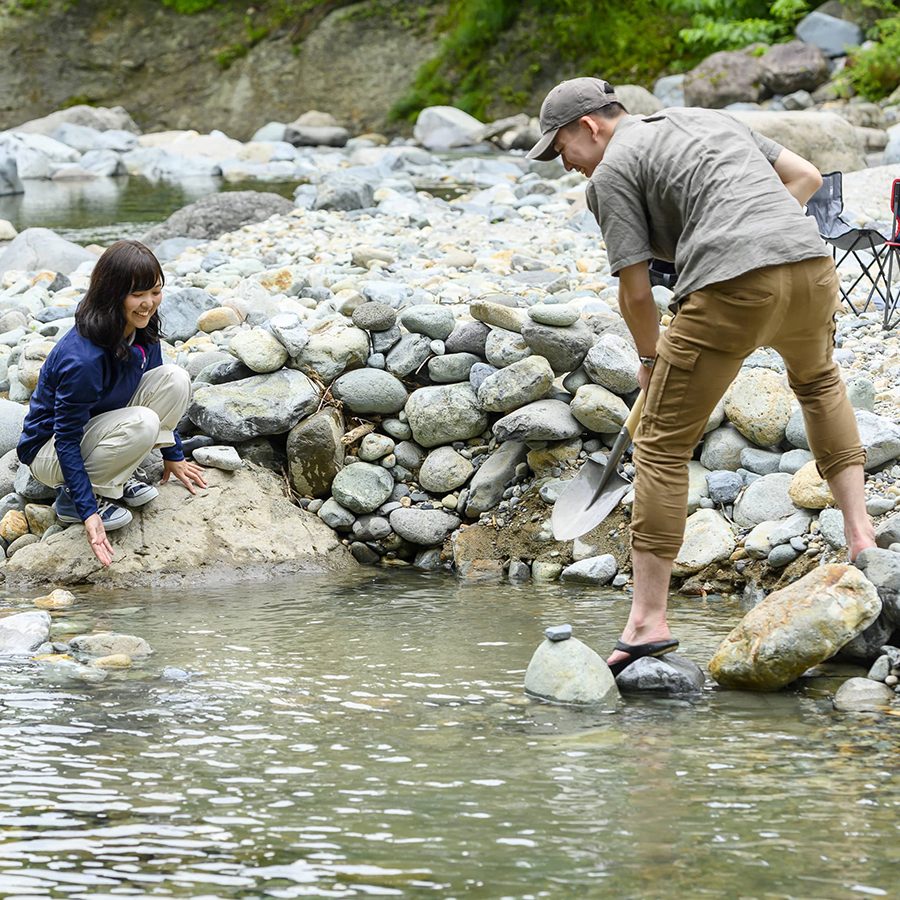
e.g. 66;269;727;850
551;459;631;541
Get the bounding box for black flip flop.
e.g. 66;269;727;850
608;638;680;677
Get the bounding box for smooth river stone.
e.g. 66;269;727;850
524;636;620;705
331;462;394;514
405;384;489;448
708;564;881;691
476;355;554;413
0;610;51;655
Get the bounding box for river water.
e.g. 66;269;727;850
0;573;895;899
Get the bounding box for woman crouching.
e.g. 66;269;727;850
17;239;207;566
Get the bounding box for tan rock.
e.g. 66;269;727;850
34;588;76;610
709;565;881;691
526;439;581;477
570;384;629;433
198;306;241;332
0;510;29;543
90;654;133;669
5;467;356;588
673;509;736;576
724;369;792;447
24;504;56;537
470;299;526;334
789;461;834;509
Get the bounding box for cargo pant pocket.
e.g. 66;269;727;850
643;338;700;428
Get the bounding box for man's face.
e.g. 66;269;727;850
554;117;608;178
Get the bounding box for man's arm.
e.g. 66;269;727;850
618;260;659;360
772;147;823;206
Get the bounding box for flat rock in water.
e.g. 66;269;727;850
69;632;152;657
4;467;355;588
708;564;882;691
832;677;895;712
524;636;620;705
0;610;51;654
615;654;705;693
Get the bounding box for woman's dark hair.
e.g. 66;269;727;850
75;239;164;360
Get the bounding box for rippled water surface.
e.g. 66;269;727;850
0;573;897;899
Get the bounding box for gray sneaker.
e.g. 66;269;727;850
121;477;159;508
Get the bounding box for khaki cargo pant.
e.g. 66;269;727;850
31;364;191;500
631;256;866;559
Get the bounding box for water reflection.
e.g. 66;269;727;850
0;573;895;898
0;175;299;245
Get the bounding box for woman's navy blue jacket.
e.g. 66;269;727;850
17;326;184;521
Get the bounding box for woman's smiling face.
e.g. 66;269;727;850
122;280;162;336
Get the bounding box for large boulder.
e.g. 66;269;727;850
13;104;140;135
708;565;881;691
414;106;484;151
0;228;97;279
683;49;769;108
0;150;23;196
0;610;51;654
477;355;554;413
0;399;27;457
313;172;375;212
5;466;355;588
524;636;620;705
140;191;293;245
795;9;863;58
726;111;866;174
286;407;344;498
759;41;829;94
614;84;663;116
189;369;319;442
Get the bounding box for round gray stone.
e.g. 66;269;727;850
733;472;796;527
331;463;394;513
332;369;408;415
389;507;460;546
493;399;583;443
399;305;456;340
520;319;593;374
405;384;489;448
527;303;579;327
418;447;474;493
615;654;705;693
351;302;397;332
427;352;481;384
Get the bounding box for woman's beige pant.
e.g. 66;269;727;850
31;364;191;500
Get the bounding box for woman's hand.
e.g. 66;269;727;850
84;513;114;567
161;459;208;494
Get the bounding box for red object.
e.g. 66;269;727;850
890;178;900;245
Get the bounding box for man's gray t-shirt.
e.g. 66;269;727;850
585;109;828;302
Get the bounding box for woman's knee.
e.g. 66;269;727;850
131;406;161;443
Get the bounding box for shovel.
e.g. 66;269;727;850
551;391;645;541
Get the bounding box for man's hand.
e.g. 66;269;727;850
637;363;652;393
84;513;114;567
161;459;208;495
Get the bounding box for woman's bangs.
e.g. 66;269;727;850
129;252;165;293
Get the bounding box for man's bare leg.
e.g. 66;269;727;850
826;464;875;561
606;549;675;668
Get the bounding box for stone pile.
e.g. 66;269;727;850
0;117;896;612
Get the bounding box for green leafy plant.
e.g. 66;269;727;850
662;0;808;51
843;14;900;99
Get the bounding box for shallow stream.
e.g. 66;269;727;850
0;573;896;898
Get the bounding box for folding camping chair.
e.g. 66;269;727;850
805;171;893;318
880;178;900;331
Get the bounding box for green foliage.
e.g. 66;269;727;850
160;0;221;12
391;0;697;123
662;0;808;52
844;14;900;99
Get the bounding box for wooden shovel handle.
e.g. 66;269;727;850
624;390;645;438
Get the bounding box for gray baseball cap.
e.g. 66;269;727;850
527;77;619;161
